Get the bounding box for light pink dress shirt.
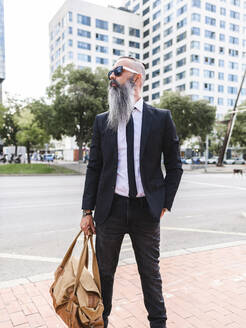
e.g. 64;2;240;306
115;98;145;197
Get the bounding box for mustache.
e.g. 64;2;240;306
109;79;120;88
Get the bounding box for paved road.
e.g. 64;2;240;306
0;173;246;282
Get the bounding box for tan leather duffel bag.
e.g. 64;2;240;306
50;231;104;327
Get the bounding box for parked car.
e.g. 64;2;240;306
192;157;201;164
44;154;54;162
234;158;245;165
208;157;218;164
223;158;235;165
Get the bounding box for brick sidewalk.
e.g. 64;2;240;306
0;244;246;328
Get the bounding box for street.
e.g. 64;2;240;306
1;172;246;282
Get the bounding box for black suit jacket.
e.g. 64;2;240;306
82;102;183;225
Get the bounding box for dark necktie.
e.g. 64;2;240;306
126;112;137;198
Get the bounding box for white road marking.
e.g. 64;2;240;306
161;226;246;236
182;179;246;191
0;201;78;210
0;253;62;263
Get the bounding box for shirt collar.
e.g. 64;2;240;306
134;98;143;112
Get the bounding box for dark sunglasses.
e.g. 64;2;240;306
108;65;138;80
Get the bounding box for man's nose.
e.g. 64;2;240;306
109;71;116;80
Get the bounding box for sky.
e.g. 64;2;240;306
2;0;122;103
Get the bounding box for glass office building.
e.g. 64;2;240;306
0;0;5;103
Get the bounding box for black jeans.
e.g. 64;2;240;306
96;193;167;328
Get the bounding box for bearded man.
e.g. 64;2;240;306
80;57;183;328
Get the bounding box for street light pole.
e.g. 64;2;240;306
217;68;246;167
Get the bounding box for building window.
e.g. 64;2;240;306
206;3;216;12
192;0;201;7
153;22;160;32
203;69;215;79
219;33;225;41
191;27;200;35
68;39;73;47
176;84;185;92
228;49;239;56
164;13;173;24
218;98;224;105
133;3;140;12
68;11;73;22
96;45;108;53
229;36;239;44
177;18;187;29
205;30;215;39
153;0;161;9
204;83;214;91
190;68;200;76
164;1;173;10
129;52;140;59
191;54;200;63
78;29;91;38
143;52;149;59
143;96;149;102
176;71;186;80
129;41;140;49
113;23;124;34
164;51;172;61
177;45;186;55
228;74;238;82
96;19;108;30
143;7;150;16
176;58;186;67
164;26;173;37
220;7;226;16
153;10;161;20
143;0;149;4
177;31;186;42
190;81;199;89
143;41;149;48
96;57;109;65
144;30;150;37
164;39;172;49
152;92;160;100
152;81;160;89
113;37;124;45
113;49;125;56
78;53;91;62
219;47;225;54
228;61;239;69
206;16;216;26
96;33;108;42
129;27;140;37
78;41;91;50
68;26;73;34
204;96;214;104
152;46;160;55
204;43;215;52
152;57;160;66
153;34;160;43
191;13;200;22
164;76;172;84
204;56;215;65
218;72;224;80
164;64;172;72
152;69;160;77
177;4;187;16
77;14;91;26
230;23;240;32
143;18;149;27
143;85;149;92
218;85;224;92
191;41;200;49
230;10;240;19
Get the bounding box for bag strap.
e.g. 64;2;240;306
73;234;101;295
59;230;83;270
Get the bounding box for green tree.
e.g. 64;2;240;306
47;64;108;160
230;106;246;148
157;91;216;144
16;106;50;163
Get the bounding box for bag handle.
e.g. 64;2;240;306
59;230;83;270
73;233;101;295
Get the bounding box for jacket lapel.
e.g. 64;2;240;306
140;102;153;160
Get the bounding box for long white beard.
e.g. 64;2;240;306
107;79;135;131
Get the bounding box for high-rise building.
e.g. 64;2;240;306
123;0;246;120
0;0;5;104
50;0;246;120
49;0;142;78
